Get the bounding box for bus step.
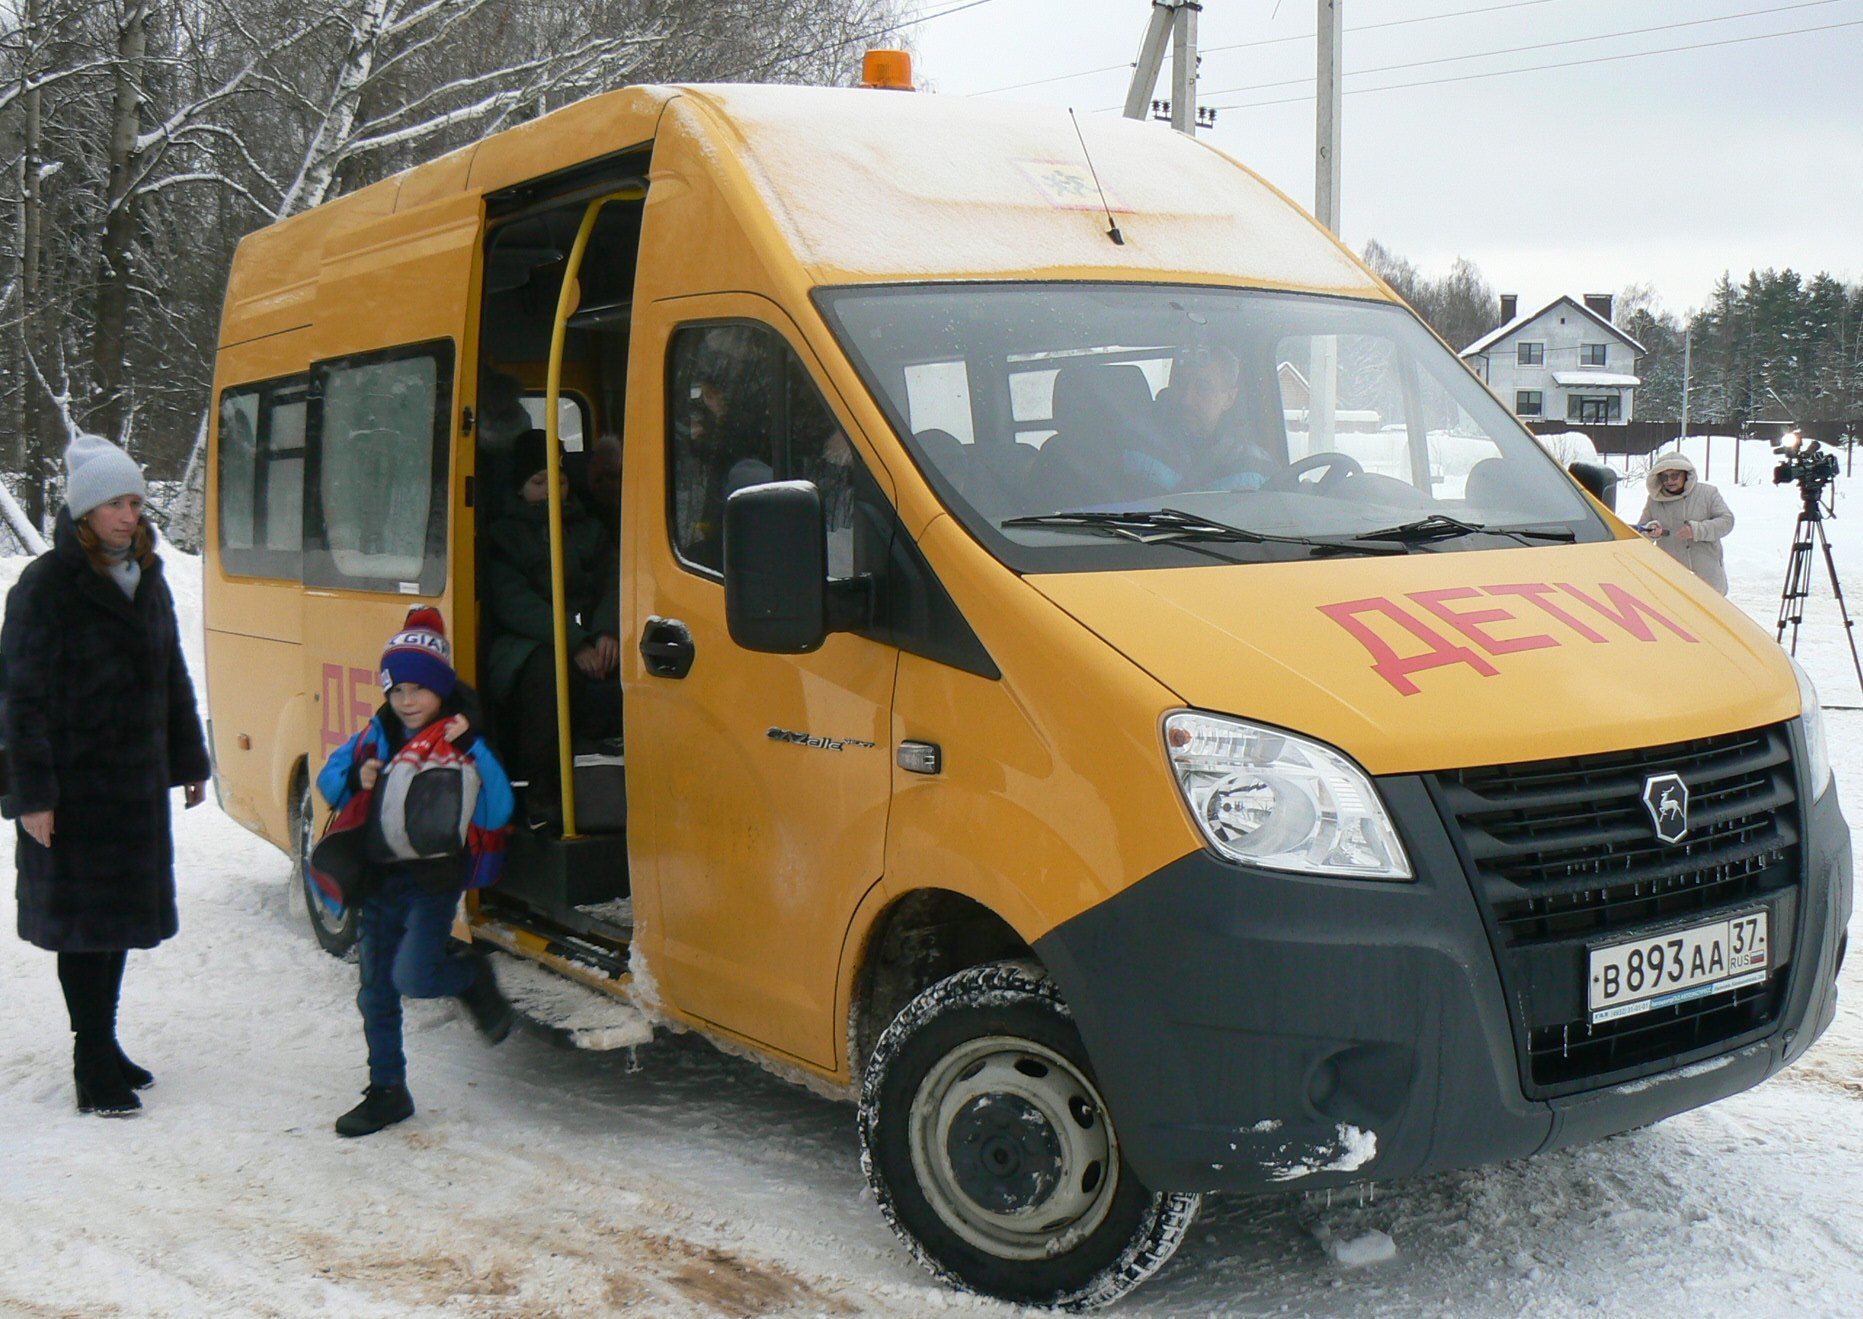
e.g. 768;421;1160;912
471;899;629;981
491;952;653;1051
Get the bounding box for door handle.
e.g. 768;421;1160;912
639;616;696;679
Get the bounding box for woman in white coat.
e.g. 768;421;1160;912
1639;452;1735;595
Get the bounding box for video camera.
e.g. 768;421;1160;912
1773;430;1840;495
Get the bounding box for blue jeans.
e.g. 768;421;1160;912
356;873;475;1087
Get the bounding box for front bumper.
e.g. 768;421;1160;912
1033;773;1851;1195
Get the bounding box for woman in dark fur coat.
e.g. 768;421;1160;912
2;434;210;1117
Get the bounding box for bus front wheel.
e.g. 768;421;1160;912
293;773;357;958
858;960;1199;1310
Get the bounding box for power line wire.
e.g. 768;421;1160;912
1203;15;1863;111
777;0;1008;68
974;0;1575;97
1205;0;1568;56
1196;0;1847;100
900;0;1005;26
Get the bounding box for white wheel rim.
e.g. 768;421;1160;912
907;1035;1120;1262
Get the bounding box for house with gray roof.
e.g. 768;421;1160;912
1460;293;1645;426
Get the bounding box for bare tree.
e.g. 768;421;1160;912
8;0;49;522
3;0;913;546
1361;239;1499;352
4;0;102;522
273;0;668;217
86;0;149;440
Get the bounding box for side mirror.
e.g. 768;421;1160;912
1568;460;1618;512
724;480;828;654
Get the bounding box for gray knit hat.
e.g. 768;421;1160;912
64;433;147;521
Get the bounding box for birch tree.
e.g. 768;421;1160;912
275;0;664;217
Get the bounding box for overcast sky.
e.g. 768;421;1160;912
907;0;1863;317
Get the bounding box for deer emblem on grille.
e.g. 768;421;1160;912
1642;772;1690;844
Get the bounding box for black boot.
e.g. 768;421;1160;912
75;1040;141;1117
334;1084;414;1138
458;957;515;1044
114;1043;154;1091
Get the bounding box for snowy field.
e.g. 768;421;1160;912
3;442;1861;1317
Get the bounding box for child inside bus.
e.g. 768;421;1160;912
482;428;623;823
317;608;517;1137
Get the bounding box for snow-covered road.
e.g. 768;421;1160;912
3;442;1860;1316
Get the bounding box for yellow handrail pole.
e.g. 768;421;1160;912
544;191;634;837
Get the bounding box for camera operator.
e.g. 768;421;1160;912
1638;452;1735;595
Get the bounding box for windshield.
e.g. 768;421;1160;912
816;284;1610;571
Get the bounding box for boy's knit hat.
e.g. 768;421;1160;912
380;606;457;698
64;433;148;521
510;428;550;492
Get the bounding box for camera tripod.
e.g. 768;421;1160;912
1775;481;1863;694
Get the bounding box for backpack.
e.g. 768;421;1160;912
308;789;372;906
367;721;480;862
309;718;510;907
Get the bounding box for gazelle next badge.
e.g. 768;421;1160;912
1642;772;1690;843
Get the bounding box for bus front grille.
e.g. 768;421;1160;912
1432;723;1801;1097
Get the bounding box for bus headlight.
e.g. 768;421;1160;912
1163;711;1412;879
1790;657;1833;798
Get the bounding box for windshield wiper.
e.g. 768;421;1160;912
1003;509;1238;543
1348;514;1576;547
1001;508;1405;555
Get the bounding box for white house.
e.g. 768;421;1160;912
1460;293;1644;425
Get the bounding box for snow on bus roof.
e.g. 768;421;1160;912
685;85;1382;293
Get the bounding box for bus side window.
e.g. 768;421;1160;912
218;379;308;580
219;390;260;548
306;341;454;594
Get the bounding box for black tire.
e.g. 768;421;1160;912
858;961;1200;1311
294;771;357;958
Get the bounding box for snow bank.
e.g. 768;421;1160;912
1532;428;1603;467
0;482;45;554
1322;1228;1398;1268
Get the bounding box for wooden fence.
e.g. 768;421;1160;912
1528;419;1863;456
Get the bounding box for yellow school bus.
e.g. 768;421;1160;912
207;76;1852;1308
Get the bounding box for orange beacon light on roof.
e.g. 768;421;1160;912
860;49;914;90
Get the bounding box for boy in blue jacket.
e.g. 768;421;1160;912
317;607;517;1137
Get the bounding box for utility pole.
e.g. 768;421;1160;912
1315;0;1343;233
1124;1;1201;136
1170;2;1199;135
1310;2;1344;453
